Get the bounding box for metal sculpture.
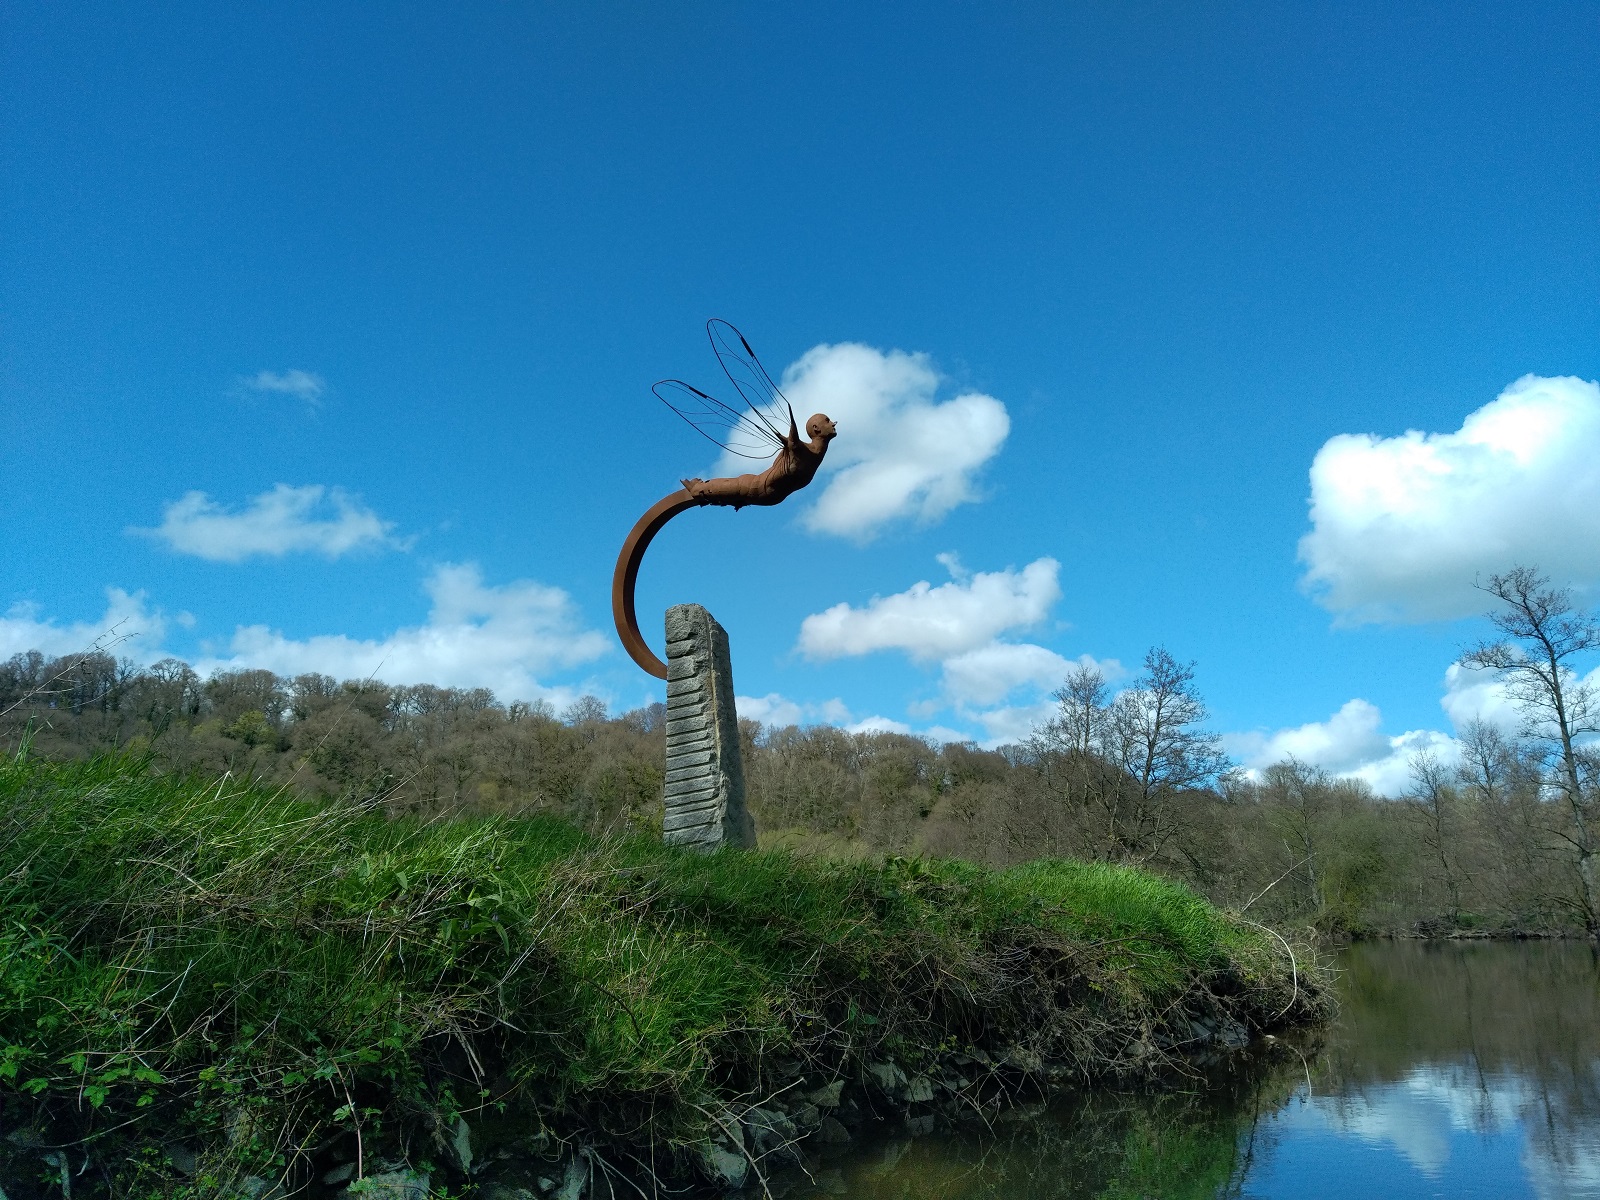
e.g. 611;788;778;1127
611;320;837;679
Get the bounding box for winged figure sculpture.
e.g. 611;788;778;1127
611;321;839;678
655;319;837;507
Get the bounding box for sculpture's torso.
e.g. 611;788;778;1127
684;434;829;508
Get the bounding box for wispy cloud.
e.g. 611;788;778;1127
136;484;403;563
241;369;326;406
1299;374;1600;623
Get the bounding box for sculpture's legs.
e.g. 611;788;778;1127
685;473;763;500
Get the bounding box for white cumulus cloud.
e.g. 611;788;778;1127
138;484;402;562
1228;698;1459;797
1299;374;1600;623
1442;658;1600;737
735;340;1008;540
940;643;1121;708
195;563;607;704
735;693;851;728
0;589;171;663
798;556;1060;662
1234;698;1392;774
1439;662;1525;733
940;642;1074;707
848;715;915;736
1235;655;1600;798
734;691;966;743
242;369;325;405
791;555;1118;748
971;701;1059;747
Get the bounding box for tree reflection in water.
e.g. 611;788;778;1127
765;942;1600;1199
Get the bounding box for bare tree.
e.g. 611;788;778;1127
1101;648;1232;861
1015;662;1113;859
1023;650;1229;864
0;622;135;723
1460;567;1600;931
1456;718;1552;920
563;695;609;728
1405;751;1462;923
1051;661;1108;757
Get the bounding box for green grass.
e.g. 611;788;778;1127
0;753;1316;1192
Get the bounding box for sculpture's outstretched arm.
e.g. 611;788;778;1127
611;488;704;678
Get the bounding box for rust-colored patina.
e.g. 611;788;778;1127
611;489;700;679
611;319;837;679
681;411;837;508
611;411;835;678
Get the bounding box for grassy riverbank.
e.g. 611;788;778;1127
0;754;1323;1197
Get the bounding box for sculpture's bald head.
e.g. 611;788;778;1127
806;413;837;442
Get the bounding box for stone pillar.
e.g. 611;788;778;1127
663;604;755;850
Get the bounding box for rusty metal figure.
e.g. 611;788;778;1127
678;409;837;507
611;320;836;678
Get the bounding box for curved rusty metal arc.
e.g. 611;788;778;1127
612;488;706;679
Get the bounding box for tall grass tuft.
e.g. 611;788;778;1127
0;753;1320;1192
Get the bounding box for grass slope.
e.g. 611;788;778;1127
0;754;1318;1194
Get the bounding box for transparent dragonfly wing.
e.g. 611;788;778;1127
653;379;786;461
707;319;796;441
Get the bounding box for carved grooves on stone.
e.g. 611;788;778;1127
662;604;754;851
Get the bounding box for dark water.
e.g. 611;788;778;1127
771;941;1600;1199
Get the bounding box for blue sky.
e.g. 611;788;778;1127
4;2;1598;793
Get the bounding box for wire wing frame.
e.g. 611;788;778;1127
653;379;785;460
654;320;796;461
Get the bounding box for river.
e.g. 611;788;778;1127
764;940;1600;1199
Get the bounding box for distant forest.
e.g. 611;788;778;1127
5;567;1596;937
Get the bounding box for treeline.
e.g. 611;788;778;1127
4;568;1595;937
0;651;667;835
